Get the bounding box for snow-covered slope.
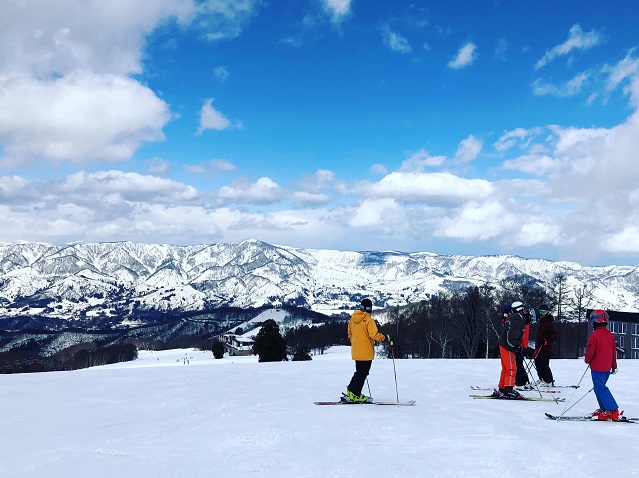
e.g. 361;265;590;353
1;240;638;328
2;346;638;477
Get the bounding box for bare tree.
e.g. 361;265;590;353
570;282;595;358
550;273;569;357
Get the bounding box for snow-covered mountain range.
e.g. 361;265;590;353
1;239;638;329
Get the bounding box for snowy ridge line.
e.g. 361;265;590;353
2;239;639;326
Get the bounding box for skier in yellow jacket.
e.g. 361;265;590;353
343;298;386;403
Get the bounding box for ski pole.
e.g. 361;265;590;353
388;334;399;406
559;365;591;417
558;387;593;417
366;378;373;401
523;354;555;402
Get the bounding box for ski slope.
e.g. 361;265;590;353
1;346;638;477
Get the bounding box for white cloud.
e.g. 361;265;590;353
494;127;544;152
218;177;284;204
0;0;194;78
184;159;237;175
350;198;401;228
532;72;589;97
195;0;263;41
604;227;639;253
381;26;412;53
369;172;494;205
400;149;446;172
0;0;260;167
58;170;198;201
322;0;352;24
0;72;171;167
535;24;602;70
448;42;477;69
495;37;507;60
197;99;232;134
502;154;556;176
455;135;483;163
214;66;230;83
146;158;171;175
291;191;332;205
370;164;389;175
436;201;511;241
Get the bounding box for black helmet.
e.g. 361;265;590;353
361;298;373;312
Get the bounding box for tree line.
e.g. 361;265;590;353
0;341;138;374
274;273;598;360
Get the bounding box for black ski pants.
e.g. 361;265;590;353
515;350;530;386
347;360;372;396
535;350;554;383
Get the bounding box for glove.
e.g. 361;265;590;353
611;368;618;375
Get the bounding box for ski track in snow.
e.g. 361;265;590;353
1;346;638;477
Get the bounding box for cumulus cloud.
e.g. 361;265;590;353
218;177;284;204
448;42;477;69
535;24;602;70
197;99;233;133
455;135;483;163
0;0;260;167
502;154;556;176
381;26;412;53
0;72;171;167
369;172;494;205
350;198;402;228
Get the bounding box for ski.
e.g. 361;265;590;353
545;413;636;423
470;386;561;394
470;394;565;402
315;400;416;406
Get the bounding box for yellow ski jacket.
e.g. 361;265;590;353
347;309;385;361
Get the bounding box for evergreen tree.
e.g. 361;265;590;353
253;319;287;362
291;344;312;361
212;341;225;359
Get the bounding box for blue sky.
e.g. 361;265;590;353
2;1;639;266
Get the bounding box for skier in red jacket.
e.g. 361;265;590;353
584;309;620;421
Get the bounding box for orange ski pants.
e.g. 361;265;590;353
498;346;517;389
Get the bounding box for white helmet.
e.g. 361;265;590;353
511;301;525;312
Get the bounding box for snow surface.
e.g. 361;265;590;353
2;346;639;477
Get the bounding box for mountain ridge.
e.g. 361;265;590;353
1;239;638;329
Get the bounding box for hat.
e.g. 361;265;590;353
361;298;373;312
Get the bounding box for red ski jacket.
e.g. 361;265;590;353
584;326;618;373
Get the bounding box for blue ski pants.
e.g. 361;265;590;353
591;370;618;411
